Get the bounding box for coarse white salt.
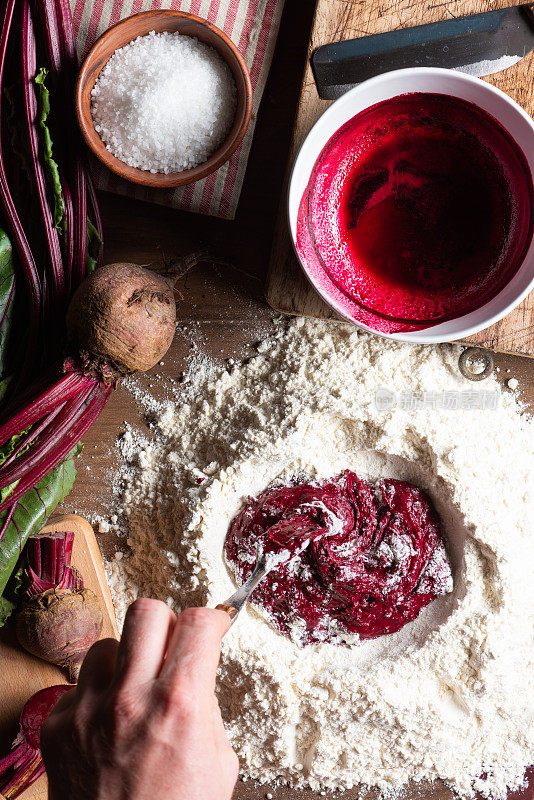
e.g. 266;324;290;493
91;30;237;174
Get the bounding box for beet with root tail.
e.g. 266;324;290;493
15;531;103;682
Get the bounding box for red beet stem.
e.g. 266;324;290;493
24;531;82;596
31;0;62;78
0;370;92;447
0;684;71;798
71;164;87;287
27;532;74;586
0;745;42;798
61;175;74;288
0;383;111;512
0;403;66;472
0;0;42;371
54;0;77;64
87;174;103;270
0;381;98;485
0;366;60;422
53;0;87;287
21;0;65;309
31;0;76;292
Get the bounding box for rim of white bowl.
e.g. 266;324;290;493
287;67;534;344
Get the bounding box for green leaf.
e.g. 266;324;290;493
0;562;23;624
86;218;102;274
0;229;16;377
0;428;33;504
34;68;65;234
0;594;16;625
0;448;77;601
0;429;31;470
0;482;18;505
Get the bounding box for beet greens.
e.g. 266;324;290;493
0;0;106;618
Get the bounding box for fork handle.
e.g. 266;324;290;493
215;563;268;625
216;602;239;620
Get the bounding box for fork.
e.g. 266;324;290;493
216;516;317;624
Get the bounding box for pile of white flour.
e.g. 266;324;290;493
104;319;534;799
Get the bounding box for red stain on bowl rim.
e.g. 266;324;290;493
296;93;534;334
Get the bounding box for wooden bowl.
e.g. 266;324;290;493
76;10;253;188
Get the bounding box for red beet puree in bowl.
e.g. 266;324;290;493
296;93;534;333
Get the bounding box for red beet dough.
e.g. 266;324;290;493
225;471;453;645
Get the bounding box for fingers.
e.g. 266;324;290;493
158;607;230;697
46;686;77;719
113;598;176;689
41;685;77;757
212;693;232;749
77;638;119;696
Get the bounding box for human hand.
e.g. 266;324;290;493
41;600;238;800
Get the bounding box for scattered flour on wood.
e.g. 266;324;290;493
103;319;534;799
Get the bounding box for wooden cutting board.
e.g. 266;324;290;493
0;514;118;800
266;0;534;357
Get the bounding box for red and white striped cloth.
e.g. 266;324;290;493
71;0;286;218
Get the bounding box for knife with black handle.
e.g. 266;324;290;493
312;4;534;100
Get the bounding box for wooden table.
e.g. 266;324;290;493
56;2;533;798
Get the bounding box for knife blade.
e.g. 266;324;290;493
312;4;534;100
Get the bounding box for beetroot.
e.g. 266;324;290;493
16;587;103;682
15;532;103;682
66;262;177;379
0;684;71;798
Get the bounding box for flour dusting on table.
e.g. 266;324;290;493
104;319;534;799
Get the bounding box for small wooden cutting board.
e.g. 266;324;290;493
0;514;118;800
267;0;534;357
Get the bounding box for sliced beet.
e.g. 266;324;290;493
0;684;71;798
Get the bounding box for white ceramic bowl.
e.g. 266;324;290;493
288;67;534;343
